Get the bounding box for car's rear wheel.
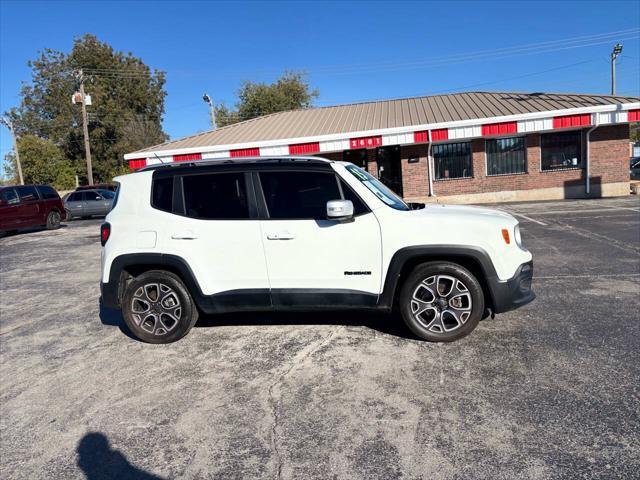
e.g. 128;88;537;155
122;270;198;343
399;261;484;342
46;210;61;230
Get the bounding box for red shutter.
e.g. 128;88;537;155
553;114;592;129
289;142;320;155
129;158;147;170
349;136;382;149
431;129;448;141
413;131;429;143
173;153;202;162
628;109;640;122
481;122;518;136
230;147;260;158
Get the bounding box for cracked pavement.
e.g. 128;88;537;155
1;196;639;479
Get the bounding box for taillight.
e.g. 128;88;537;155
100;222;111;246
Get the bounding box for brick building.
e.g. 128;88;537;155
125;92;640;203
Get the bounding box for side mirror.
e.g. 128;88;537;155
326;199;354;222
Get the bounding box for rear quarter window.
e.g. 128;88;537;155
151;176;174;213
37;185;59;199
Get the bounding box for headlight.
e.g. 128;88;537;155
514;224;524;249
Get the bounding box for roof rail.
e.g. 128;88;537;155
137;155;333;172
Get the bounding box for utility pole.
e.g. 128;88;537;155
202;93;216;130
611;43;623;95
76;69;94;185
0;117;24;185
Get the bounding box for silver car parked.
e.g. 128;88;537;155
64;189;115;220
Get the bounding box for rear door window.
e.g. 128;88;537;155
182;172;249;220
68;192;82;202
16;186;39;202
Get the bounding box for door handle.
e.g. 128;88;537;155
171;231;199;240
266;231;295;240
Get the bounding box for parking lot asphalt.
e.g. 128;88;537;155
1;196;639;480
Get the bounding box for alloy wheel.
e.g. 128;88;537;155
130;283;182;336
410;275;473;333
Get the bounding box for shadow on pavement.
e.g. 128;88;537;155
99;302;417;341
77;432;165;480
196;309;418;340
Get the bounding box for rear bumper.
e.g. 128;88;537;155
488;261;535;314
100;280;119;309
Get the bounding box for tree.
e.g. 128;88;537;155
216;71;318;128
4;135;76;190
5;34;167;183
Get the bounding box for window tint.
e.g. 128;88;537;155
183;172;249;219
151;177;173;213
99;190;115;199
260;171;341;219
68;192;81;202
433;142;472;180
340;180;368;215
16;185;39;202
1;188;19;204
486;137;527;176
82;191;102;201
541;131;583;171
38;185;59;199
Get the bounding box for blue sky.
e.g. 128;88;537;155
1;0;639;175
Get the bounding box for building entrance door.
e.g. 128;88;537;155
343;148;368;169
376;145;403;197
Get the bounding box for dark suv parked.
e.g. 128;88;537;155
0;184;66;234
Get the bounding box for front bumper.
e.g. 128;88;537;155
488;261;535;314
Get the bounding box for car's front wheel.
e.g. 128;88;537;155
399;261;484;342
122;270;199;343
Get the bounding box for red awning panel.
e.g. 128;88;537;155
430;129;449;141
129;158;147;170
481;122;518;136
173;153;202;162
413;131;429;143
628;109;640;122
230;147;260;158
553;114;592;129
289;142;320;155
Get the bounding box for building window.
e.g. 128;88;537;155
486;137;527;176
541;131;583;171
432;142;472;180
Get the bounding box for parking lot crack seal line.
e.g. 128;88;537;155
544;218;640;255
267;326;343;480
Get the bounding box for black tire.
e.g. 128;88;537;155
122;270;199;344
65;209;73;221
81;216;91;220
399;261;484;342
46;210;61;230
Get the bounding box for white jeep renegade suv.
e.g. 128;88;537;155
100;157;534;343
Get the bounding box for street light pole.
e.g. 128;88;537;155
611;43;623;95
0;117;24;185
202;93;216;130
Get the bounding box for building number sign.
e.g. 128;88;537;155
349;136;382;149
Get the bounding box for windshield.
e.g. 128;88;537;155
345;164;409;211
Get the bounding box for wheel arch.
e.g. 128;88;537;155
379;246;499;312
107;253;204;308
